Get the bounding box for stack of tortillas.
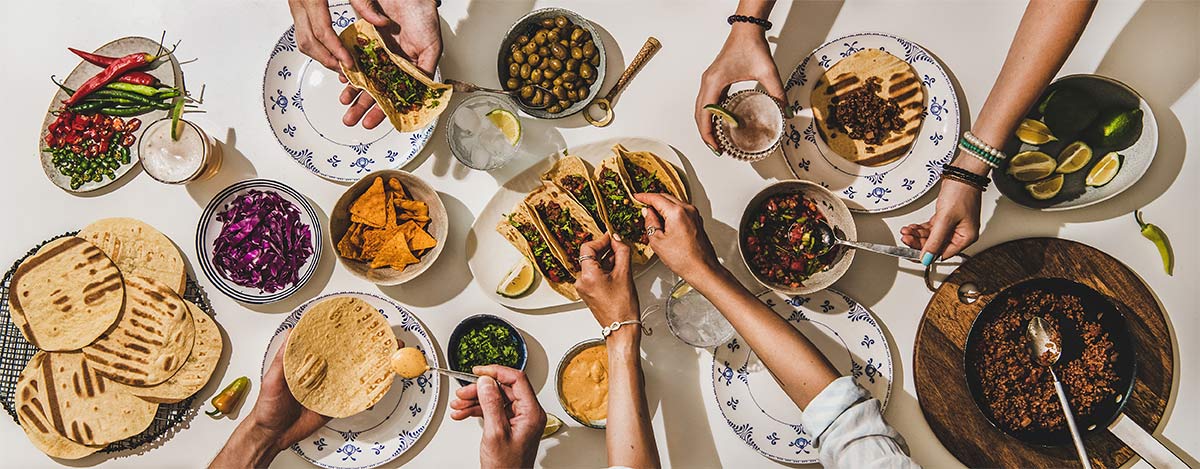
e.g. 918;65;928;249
284;296;398;418
8;218;223;459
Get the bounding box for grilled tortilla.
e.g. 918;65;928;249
338;20;451;132
9;237;124;351
525;182;604;276
594;156;652;264
541;155;607;232
15;352;103;459
613;144;688;202
811;49;925;166
77;218;186;294
130;301;222;404
83;275;194;387
496;204;579;301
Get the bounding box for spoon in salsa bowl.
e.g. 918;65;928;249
1027;316;1092;469
804;219;923;261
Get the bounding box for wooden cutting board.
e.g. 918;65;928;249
914;237;1173;468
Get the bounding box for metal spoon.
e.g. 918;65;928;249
807;220;923;261
1028;317;1092;469
444;79;551;110
390;347;479;383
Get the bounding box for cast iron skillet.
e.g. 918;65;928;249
963;277;1137;447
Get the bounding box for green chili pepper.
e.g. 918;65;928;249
104;81;161;96
170;96;186;140
206;376;251;417
1135;211;1173;275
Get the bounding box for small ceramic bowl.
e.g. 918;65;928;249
555;338;607;429
447;314;527;386
738;180;856;294
330;169;448;285
496;7;606;119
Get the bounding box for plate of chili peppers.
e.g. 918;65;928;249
38;36;190;192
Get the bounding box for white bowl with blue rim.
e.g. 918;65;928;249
264;2;439;182
196;178;321;304
264;292;440;469
781;32;961;213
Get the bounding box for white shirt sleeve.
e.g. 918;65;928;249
801;376;920;469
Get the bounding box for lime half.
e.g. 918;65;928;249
542;413;564;439
704;104;742;128
1007;151;1056;182
486;109;522;146
1015;118;1058;145
1026;174;1064;200
1086;152;1122;187
1055;141;1093;174
497;258;536;298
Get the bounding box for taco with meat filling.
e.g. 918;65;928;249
594;155;652;264
496;203;578;301
338;20;452;132
541;155;606;232
613;144;689;202
525;182;604;276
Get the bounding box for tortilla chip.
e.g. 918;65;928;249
397;199;427;217
385;193;399;227
398;221;438;251
387;177;406;195
371;231;419;270
361;223;402;259
337;223;369;260
350;177;388;228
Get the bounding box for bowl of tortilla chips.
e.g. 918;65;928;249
332;170;447;285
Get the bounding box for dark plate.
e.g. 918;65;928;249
447;314;527;386
963;277;1136;447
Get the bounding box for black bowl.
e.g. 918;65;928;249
447;314;527;386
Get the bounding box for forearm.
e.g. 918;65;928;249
971;0;1095;152
211;417;284;468
686;265;839;408
605;328;660;469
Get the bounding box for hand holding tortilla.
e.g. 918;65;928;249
337;19;450;132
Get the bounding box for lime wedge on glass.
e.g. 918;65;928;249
497;258;536;298
1026;174;1064;200
542;413;564;439
1086;152;1122;187
670;281;694;300
1055;141;1093;174
486;109;522;146
1015;118;1058;145
1006;151;1056;182
704;104;742;128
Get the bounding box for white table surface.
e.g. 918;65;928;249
1;1;1196;468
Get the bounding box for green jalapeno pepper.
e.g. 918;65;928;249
1135;211;1173;275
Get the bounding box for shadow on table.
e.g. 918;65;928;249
187;127;258;207
378;192;474;308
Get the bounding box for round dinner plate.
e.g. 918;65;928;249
264;2;437;182
781;32;961;213
263;292;440;469
196;178;322;304
712;288;893;464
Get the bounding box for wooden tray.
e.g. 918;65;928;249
914;237;1173;468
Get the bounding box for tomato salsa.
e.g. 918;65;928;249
744;193;838;288
535;200;593;270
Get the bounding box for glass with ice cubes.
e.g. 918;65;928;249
447;94;523;170
666;278;736;348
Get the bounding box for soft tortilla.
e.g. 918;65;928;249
131;301;222;403
525;182;604;275
15;352;103;459
541;155;607;228
18;351;157;447
594;156;652;264
83;276;194;387
338;20;452;133
810;49;925;166
496;205;579;301
77;218;186;294
284;297;397;418
9;237;124;351
613;144;689;202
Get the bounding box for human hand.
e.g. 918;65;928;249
635;193;721;279
248;333;334;450
900;179;982;264
575;234;640;326
288;0;354;72
449;366;546;469
339;0;443;129
695;24;788;155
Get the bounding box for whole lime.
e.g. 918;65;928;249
1040;86;1097;140
1086;108;1143;151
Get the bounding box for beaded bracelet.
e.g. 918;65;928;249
963;131;1007;161
958;138;1002;168
941;164;991;189
728;14;772;30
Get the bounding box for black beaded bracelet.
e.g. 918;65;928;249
728;14;772;30
941;164;991;189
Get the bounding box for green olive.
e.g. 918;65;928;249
551;85;565;99
519;63;531;79
554;16;568;28
512;50;525;64
522;41;537;55
590;54;600;67
579;63;594;80
570;27;584;43
571;46;583;60
558;99;571;108
505;78;521;90
583;41;597;58
559;39;570;48
530;68;543;83
540;79;552;89
520;85;534;99
527;53;541;67
543;68;558;79
547;104;563;114
553;77;564;86
567;89;579;101
576;80;588;92
584;73;597;85
540;18;555;28
533;30;547;45
533;89;545;104
565;59;578;72
508;62;521;77
516;34;530;45
562;80;575;91
538;46;549;57
548;58;563;71
561;71;578;82
547;30;559;43
551;44;567;60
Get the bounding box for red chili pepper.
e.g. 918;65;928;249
65;44;174;105
68;47;160;86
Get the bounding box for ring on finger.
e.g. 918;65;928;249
577;254;597;264
645;226;662;236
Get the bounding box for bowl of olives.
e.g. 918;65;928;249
497;8;606;119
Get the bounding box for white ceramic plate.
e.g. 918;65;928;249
263;292;440;469
38;36;181;192
196;178;321;304
466;137;686;310
781;32;961;213
712;288;893;464
264;2;437;182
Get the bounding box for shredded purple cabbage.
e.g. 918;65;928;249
213;189;313;294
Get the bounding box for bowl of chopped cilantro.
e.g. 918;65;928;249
448;314;527;386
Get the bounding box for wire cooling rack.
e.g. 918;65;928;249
0;231;214;454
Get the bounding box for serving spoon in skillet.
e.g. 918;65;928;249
1028;317;1092;469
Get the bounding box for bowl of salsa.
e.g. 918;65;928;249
738;180;856;294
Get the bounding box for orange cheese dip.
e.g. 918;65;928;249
562;344;608;423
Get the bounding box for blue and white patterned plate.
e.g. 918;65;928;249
781;32;961;213
711;288;893;464
263;292;440;469
264;2;437;182
196;178;321;304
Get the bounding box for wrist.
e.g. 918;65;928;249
606;325;641;351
